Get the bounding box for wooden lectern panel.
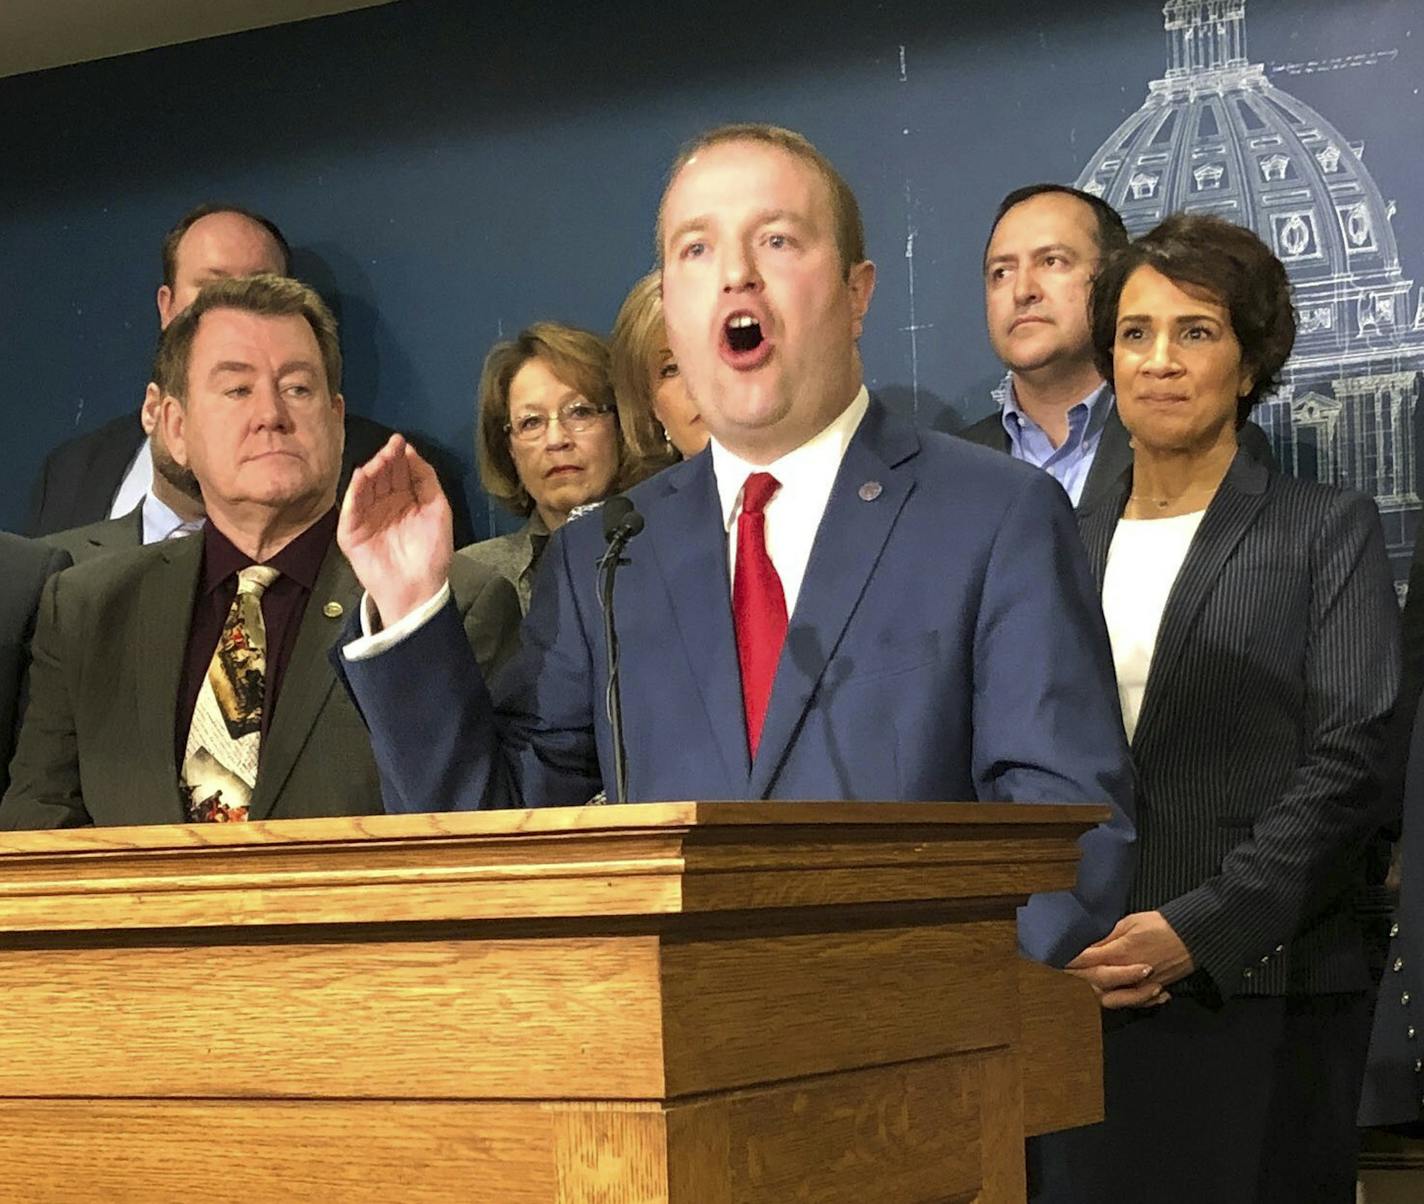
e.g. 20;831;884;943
0;803;1106;1202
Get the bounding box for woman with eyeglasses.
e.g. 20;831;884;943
461;322;632;613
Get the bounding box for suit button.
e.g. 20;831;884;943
1396;958;1406;972
1415;1059;1422;1073
1243;968;1254;978
1393;922;1402;938
1260;955;1270;965
1409;1027;1416;1040
1406;993;1413;1006
1274;945;1284;955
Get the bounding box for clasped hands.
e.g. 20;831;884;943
337;435;454;627
1065;910;1195;1009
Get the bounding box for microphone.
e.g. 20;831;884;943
596;495;644;805
601;495;645;547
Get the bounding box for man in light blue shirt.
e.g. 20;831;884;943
960;184;1274;506
991;372;1114;507
960;184;1133;510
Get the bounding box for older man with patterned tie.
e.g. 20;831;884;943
0;274;520;829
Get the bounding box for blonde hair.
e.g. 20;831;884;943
610;271;682;468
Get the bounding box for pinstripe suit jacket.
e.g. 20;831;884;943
1078;450;1400;997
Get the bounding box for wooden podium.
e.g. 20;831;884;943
0;802;1105;1203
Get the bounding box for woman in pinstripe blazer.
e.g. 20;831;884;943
1031;215;1400;1203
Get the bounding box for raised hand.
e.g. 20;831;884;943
338;435;453;626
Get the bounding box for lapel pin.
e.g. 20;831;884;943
858;481;883;502
322;601;344;619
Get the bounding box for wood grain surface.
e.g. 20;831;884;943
0;803;1109;1201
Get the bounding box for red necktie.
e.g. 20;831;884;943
732;472;788;759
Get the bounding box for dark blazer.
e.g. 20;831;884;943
341;397;1138;968
1360;695;1424;1125
44;506;143;565
1077;451;1400;997
0;534;520;829
1363;478;1424;1125
0;534;72;798
26;410;479;548
1381;523;1424;828
958;390;1277;510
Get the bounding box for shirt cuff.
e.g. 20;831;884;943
342;581;452;662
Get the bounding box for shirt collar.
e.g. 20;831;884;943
141;491;204;545
199;506;338;597
521;511;551;568
995;373;1114;439
710;385;870;532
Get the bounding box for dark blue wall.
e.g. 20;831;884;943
1;0;1418;536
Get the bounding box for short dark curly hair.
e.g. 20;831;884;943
1089;212;1296;425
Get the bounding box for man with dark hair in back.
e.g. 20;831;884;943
962;183;1273;508
33;202;476;558
2;274;518;829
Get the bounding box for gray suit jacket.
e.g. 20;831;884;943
0;534;72;798
1077;451;1400;997
957;390;1277;510
44;505;143;565
457;514;550;615
0;533;520;829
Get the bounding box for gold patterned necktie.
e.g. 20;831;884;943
180;565;281;823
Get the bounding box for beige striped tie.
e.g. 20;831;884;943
180;565;280;823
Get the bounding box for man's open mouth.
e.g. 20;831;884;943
725;313;764;353
720;312;773;369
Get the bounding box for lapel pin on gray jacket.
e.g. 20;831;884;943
858;481;883;502
322;601;344;619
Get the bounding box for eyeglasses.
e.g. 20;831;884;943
505;400;614;442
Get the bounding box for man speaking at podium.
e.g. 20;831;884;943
338;125;1136;968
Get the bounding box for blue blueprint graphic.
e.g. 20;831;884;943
1074;0;1424;592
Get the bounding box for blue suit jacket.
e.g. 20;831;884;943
343;399;1136;966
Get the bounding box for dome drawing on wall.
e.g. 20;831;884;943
1075;0;1424;590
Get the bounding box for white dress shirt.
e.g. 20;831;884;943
1101;510;1205;742
109;440;153;520
710;385;869;616
344;386;872;661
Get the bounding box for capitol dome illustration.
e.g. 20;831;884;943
1074;0;1424;586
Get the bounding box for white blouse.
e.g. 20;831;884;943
1101;510;1207;742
